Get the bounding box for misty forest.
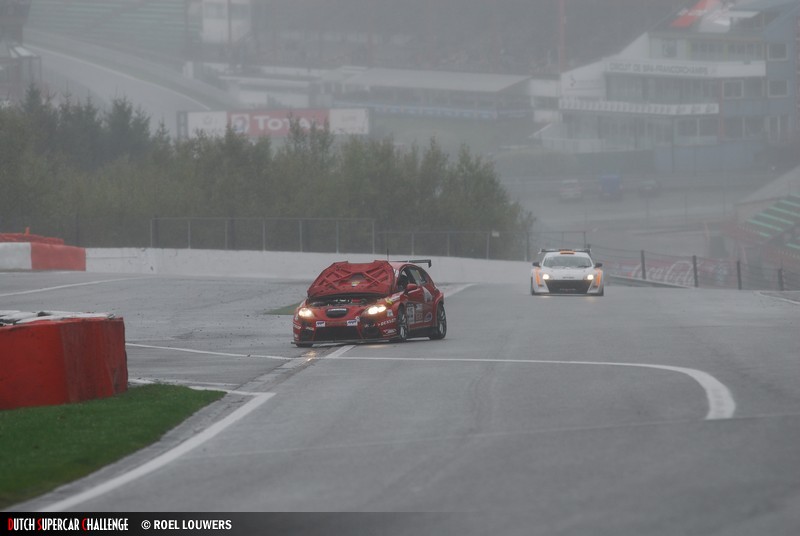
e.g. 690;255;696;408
0;88;533;256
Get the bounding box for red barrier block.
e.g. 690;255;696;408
0;318;127;410
30;243;86;271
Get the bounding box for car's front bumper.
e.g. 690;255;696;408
293;316;399;345
532;277;603;295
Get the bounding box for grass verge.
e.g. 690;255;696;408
0;384;225;509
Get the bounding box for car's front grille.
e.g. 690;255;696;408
545;280;592;293
315;326;360;341
326;308;349;318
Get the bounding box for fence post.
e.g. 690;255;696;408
187;219;192;249
262;219;266;251
778;268;784;291
150;217;159;248
736;260;742;290
692;255;699;287
640;250;647;280
371;220;376;255
411;232;415;256
227;218;236;250
74;213;81;247
335;220;340;254
299;220;303;252
526;231;530;262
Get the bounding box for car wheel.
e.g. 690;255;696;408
429;303;447;340
395;307;409;342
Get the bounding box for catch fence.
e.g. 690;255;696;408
143;216;800;291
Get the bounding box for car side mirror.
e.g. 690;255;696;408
595;262;603;268
532;261;540;267
405;283;419;293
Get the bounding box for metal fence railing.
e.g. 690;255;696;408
150;217;535;261
589;245;799;291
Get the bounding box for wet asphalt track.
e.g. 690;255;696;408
4;271;800;535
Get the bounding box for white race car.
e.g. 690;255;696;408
530;249;604;296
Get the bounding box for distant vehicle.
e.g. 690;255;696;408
530;248;604;296
293;259;446;347
558;179;583;202
637;179;661;197
598;174;623;200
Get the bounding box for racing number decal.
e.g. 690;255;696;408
406;304;415;324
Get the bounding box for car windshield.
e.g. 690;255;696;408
543;255;593;268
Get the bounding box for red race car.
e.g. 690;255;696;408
293;259;447;347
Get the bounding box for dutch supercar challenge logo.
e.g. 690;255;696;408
8;517;129;531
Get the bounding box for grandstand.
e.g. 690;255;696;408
24;0;687;75
25;0;199;65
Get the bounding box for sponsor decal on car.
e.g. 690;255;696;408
424;313;433;322
347;319;358;326
316;321;326;328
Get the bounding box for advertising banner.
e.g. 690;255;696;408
180;109;369;139
670;0;722;29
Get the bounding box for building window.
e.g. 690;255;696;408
677;118;698;138
744;117;764;139
743;78;764;98
768;80;788;98
662;39;677;58
723;117;744;139
768;115;789;142
768;43;787;61
698;117;717;138
723;80;743;99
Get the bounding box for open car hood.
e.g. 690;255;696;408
307;260;395;298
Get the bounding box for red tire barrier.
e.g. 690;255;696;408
30;242;86;271
0;316;127;410
0;232;64;245
0;233;85;271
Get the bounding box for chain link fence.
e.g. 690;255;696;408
149;217;534;261
73;216;794;291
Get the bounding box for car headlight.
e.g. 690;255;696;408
585;274;594;281
365;304;387;315
542;273;550;280
297;307;314;318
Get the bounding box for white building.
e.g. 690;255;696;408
538;0;800;173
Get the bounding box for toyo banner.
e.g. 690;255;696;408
179;108;369;139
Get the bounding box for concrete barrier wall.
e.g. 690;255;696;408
87;248;532;285
0;317;127;410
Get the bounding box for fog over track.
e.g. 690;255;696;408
6;270;799;535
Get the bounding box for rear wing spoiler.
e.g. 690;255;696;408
538;248;591;254
391;259;432;267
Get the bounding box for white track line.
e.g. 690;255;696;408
39;391;274;512
327;355;736;420
126;343;292;361
0;277;150;298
